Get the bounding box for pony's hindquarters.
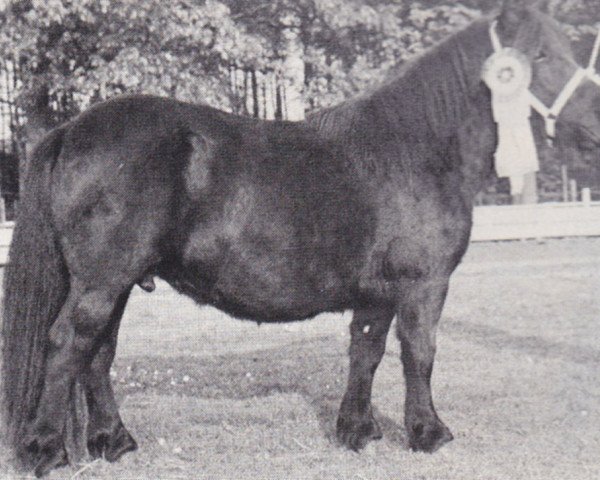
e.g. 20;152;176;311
3;99;188;476
1;127;70;462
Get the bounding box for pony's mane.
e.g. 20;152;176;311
307;17;494;148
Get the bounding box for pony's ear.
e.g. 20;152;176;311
498;0;531;38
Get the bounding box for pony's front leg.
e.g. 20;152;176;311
396;278;453;453
83;289;138;462
23;284;127;477
337;305;395;450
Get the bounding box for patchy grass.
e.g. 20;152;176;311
1;238;600;479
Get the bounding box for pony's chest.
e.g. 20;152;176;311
367;186;473;280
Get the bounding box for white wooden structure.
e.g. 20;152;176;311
0;222;12;266
471;201;600;242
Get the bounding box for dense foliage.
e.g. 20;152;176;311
0;0;487;112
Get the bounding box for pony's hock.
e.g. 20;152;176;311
3;1;600;477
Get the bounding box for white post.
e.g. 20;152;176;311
581;187;591;206
569;179;578;202
521;172;538;205
561;165;569;202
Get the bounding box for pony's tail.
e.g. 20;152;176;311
1;126;69;459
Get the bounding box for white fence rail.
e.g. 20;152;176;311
471;201;600;242
0;222;12;265
0;202;598;264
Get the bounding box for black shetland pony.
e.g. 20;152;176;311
3;1;600;476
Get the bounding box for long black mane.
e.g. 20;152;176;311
308;19;492;154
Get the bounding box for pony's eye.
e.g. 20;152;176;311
534;51;547;62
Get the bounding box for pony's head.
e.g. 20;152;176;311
491;0;600;145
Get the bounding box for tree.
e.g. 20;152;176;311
1;0;271;107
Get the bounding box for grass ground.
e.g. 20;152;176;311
1;238;599;479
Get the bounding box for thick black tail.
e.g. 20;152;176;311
1;126;69;458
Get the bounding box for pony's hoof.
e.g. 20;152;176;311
20;432;69;477
408;420;453;453
33;448;69;478
87;433;106;460
88;424;138;462
336;415;382;451
105;427;138;463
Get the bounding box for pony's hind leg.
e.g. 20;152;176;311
83;289;138;462
396;278;453;453
23;282;132;477
337;305;395;450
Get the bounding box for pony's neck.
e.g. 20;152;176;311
371;19;493;141
309;18;498;198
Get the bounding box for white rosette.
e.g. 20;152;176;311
482;48;539;195
482;48;532;100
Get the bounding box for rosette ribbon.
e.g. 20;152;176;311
484;22;600;196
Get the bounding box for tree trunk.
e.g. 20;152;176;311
275;83;283;121
242;69;249;116
251;69;260;118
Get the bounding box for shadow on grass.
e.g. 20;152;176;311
112;334;408;449
443;318;600;365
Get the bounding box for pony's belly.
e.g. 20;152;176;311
208;260;350;322
163;254;351;322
